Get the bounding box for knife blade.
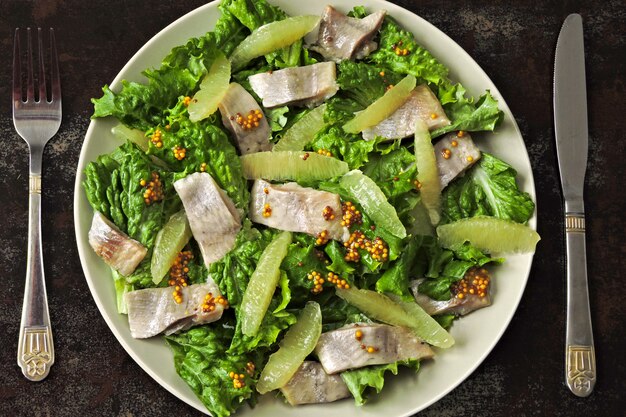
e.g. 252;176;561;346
554;13;596;397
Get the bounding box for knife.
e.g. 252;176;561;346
554;13;596;397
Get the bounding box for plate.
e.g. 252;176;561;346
74;0;537;415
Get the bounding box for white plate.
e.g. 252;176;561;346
74;1;537;415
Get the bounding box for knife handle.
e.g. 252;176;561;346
564;212;596;397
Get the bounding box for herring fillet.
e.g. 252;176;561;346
312;6;386;62
173;172;241;268
280;361;351;405
434;131;481;188
218;82;272;154
88;211;147;276
314;323;434;374
125;280;225;338
362;84;451;141
410;278;492;316
248;62;339;108
249;179;348;241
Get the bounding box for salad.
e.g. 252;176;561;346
82;0;539;416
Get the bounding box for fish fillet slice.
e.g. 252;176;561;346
280;361;351;405
174;172;241;268
125;280;225;338
88;211;147;276
315;323;434;374
248;62;338;108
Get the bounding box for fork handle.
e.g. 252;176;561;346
17;167;55;381
564;212;595;397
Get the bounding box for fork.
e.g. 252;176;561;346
13;27;61;381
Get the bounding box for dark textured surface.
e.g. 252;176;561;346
1;1;624;416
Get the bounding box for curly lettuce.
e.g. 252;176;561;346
209;222;296;355
441;153;535;224
166;322;264;417
144;103;249;210
222;0;315;69
341;360;421;406
336;60;403;108
83;142;182;287
352;9;503;136
92;3;247;130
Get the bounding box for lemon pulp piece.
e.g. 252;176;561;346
437;216;540;254
240;231;293;336
273;104;326;152
414;119;441;226
343;74;416;134
230;15;320;71
188;52;231;122
340;170;406;238
151;210;192;284
256;301;322;394
240;151;348;182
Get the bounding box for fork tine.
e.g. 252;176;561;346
49;28;61;102
12;28;22;103
26;28;35;102
37;28;47;103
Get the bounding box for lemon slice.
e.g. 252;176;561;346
240;231;292;337
414;119;441;226
437;216;540;254
188;52;231;122
256;301;322;394
150;210;192;284
336;287;453;348
273;104;326;152
240;151;348;181
230;15;320;71
343;74;416;134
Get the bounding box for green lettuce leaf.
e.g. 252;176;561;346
208;222;296;354
375;236;420;300
265;106;290;132
221;0;285;31
360;147;421;228
324;96;364;125
325;240;356;277
229;298;296;355
222;0;312;69
310;123;377;170
165;322;261;417
311;63;404;171
209;222;274;309
432;87;504;137
366;16;449;85
336;60;402;108
92;4;246;130
111;269;133;314
341;359;420;405
373;230;491;301
146;110;249;211
83;153;118;222
441;153;535;224
317;179;403;271
361;148;417;199
83;142;181;288
416;240;500;301
361;13;503;136
280;236;329;305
